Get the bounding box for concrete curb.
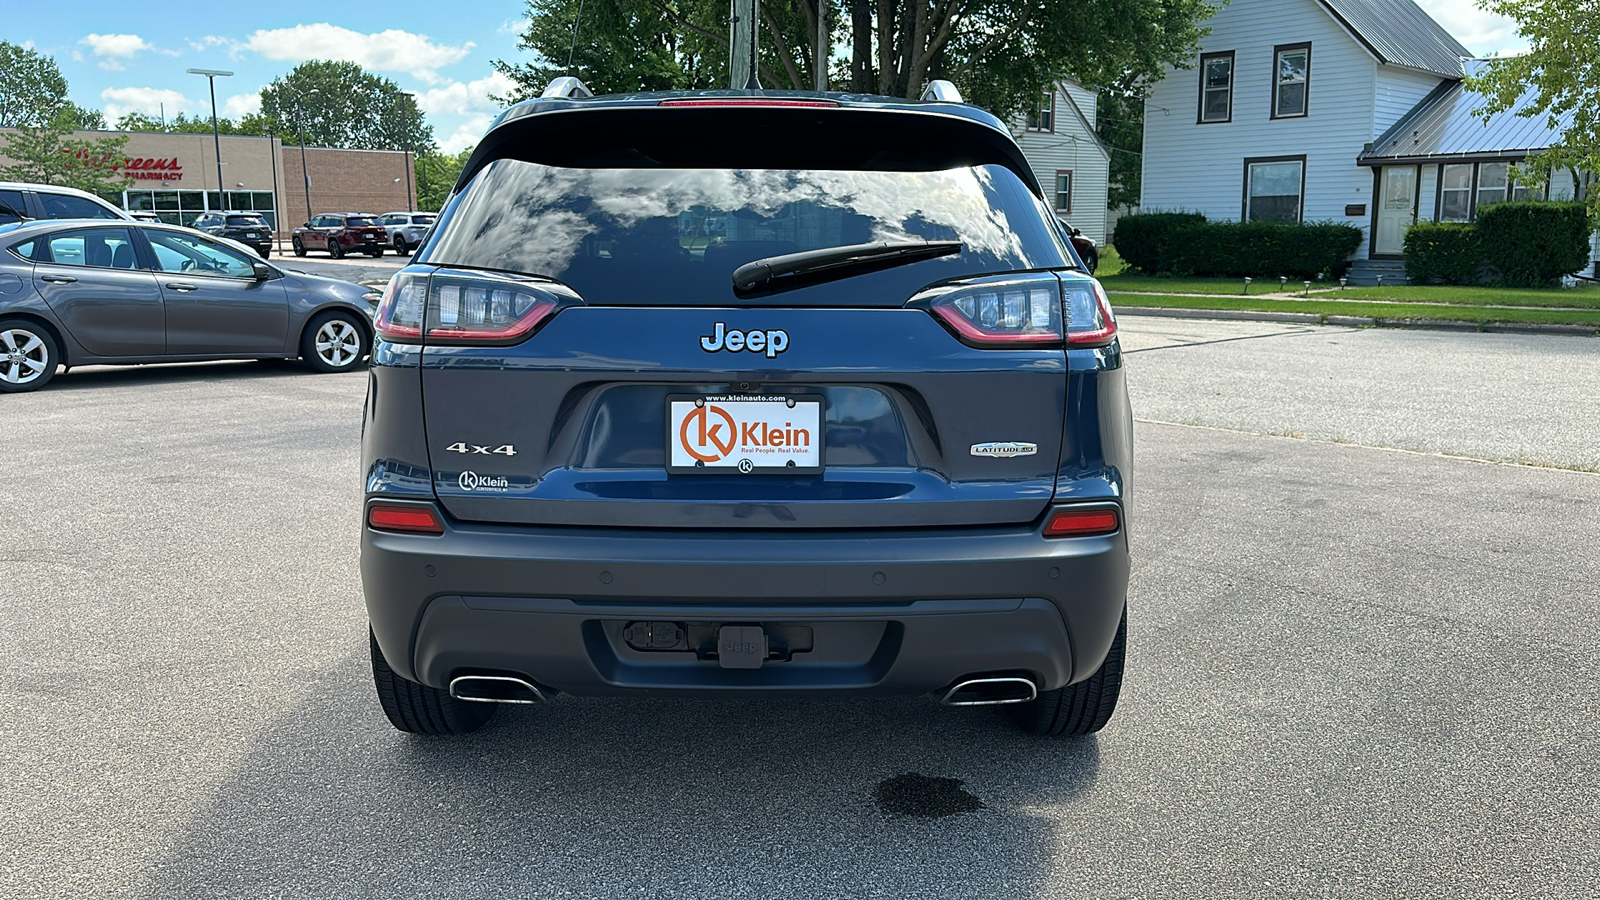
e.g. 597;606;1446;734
1115;306;1599;337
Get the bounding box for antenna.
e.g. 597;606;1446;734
567;0;586;71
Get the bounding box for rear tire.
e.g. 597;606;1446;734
1083;247;1099;275
300;310;368;373
1009;606;1125;737
327;239;344;259
393;235;408;255
0;319;59;393
370;629;495;735
292;237;306;257
369;247;383;258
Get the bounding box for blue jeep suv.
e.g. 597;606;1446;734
361;80;1131;737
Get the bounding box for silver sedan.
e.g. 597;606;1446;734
0;218;381;392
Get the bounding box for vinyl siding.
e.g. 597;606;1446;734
1140;0;1451;260
1373;66;1448;138
1015;83;1111;243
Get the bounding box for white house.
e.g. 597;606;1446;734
1014;81;1111;244
1139;0;1600;280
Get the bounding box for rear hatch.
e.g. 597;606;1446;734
345;217;386;243
394;102;1099;529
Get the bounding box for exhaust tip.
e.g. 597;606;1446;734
448;674;548;705
940;676;1038;706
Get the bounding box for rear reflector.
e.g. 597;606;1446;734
1043;506;1120;538
368;505;444;535
657;99;839;108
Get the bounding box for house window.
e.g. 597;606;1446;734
1476;162;1509;209
1199;51;1235;123
1027;91;1054;132
1054;171;1073;213
1273;43;1311;118
1244;156;1305;222
1440;164;1473;221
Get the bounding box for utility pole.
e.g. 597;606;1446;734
729;0;761;90
266;130;283;251
814;0;826;91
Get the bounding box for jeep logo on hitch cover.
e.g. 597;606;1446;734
700;323;789;358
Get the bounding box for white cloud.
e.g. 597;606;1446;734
82;33;155;70
498;18;531;36
440;115;494;154
414;71;515;117
222;91;262;119
101;86;195;123
188;35;233;52
1413;0;1524;57
242;24;473;83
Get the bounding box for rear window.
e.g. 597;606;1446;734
411;215;435;225
345;217;378;227
421;160;1068;306
226;215;266;226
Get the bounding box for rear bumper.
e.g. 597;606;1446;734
361;503;1128;697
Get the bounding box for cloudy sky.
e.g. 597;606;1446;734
9;0;1525;154
9;0;535;153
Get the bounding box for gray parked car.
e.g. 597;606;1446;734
377;211;436;255
0;218;379;392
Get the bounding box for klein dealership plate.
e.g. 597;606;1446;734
666;394;823;474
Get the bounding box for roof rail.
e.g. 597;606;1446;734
920;80;963;103
541;77;594;100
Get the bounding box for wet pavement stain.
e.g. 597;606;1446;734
873;773;985;818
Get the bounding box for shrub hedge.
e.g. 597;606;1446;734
1402;222;1482;284
1158;220;1365;280
1474;201;1593;286
1111;212;1205;274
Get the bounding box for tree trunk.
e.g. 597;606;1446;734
851;1;873;91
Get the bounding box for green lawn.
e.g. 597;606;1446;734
1107;293;1600;327
1331;284;1600;309
1099;272;1281;295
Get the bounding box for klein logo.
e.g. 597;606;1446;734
678;402;813;466
458;471;509;492
700;322;789;358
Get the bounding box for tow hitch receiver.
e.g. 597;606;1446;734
717;625;768;669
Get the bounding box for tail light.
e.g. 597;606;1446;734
1065;278;1117;347
657;99;839;108
368;504;444;535
1043;505;1120;537
374;269;582;345
916;274;1063;347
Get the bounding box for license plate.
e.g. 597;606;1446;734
667;394;823;474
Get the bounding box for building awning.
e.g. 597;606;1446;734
1359;61;1575;166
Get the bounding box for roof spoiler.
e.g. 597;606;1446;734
541;77;593;100
920;80;963;103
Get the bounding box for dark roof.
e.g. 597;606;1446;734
1317;0;1470;78
1360;62;1574;163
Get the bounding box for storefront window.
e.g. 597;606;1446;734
118;188;277;229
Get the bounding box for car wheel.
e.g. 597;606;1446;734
0;319;59;393
1009;606;1124;737
1083;247;1099;275
328;239;344;259
292;237;306;257
300;310;368;373
370;628;495;735
369;247;383;258
393;235;408;255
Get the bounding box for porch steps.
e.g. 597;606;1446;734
1345;258;1408;287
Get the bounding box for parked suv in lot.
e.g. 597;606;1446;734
378;211;436;255
291;213;387;258
362;82;1131;738
192;212;274;257
0;181;131;224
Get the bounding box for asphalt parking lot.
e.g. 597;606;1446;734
4;318;1598;898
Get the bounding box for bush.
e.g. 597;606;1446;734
1474;201;1592;286
1158;220;1365;280
1111;212;1206;274
1403;222;1483;284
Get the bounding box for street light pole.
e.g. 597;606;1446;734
296;88;319;223
187;68;233;211
266;129;283;252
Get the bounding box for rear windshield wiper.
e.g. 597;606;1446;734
733;240;963;294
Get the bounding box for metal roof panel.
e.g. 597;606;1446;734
1318;0;1470;78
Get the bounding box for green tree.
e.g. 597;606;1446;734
496;0;1214;121
1096;91;1143;209
1467;0;1600;219
0;110;131;193
0;41;70;128
416;146;475;212
259;60;435;152
114;110;278;136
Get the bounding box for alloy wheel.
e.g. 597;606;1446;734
0;327;49;386
314;319;361;368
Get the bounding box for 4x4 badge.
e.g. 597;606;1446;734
971;442;1037;459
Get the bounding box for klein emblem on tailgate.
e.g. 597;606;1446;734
700;323;789;358
970;442;1037;459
